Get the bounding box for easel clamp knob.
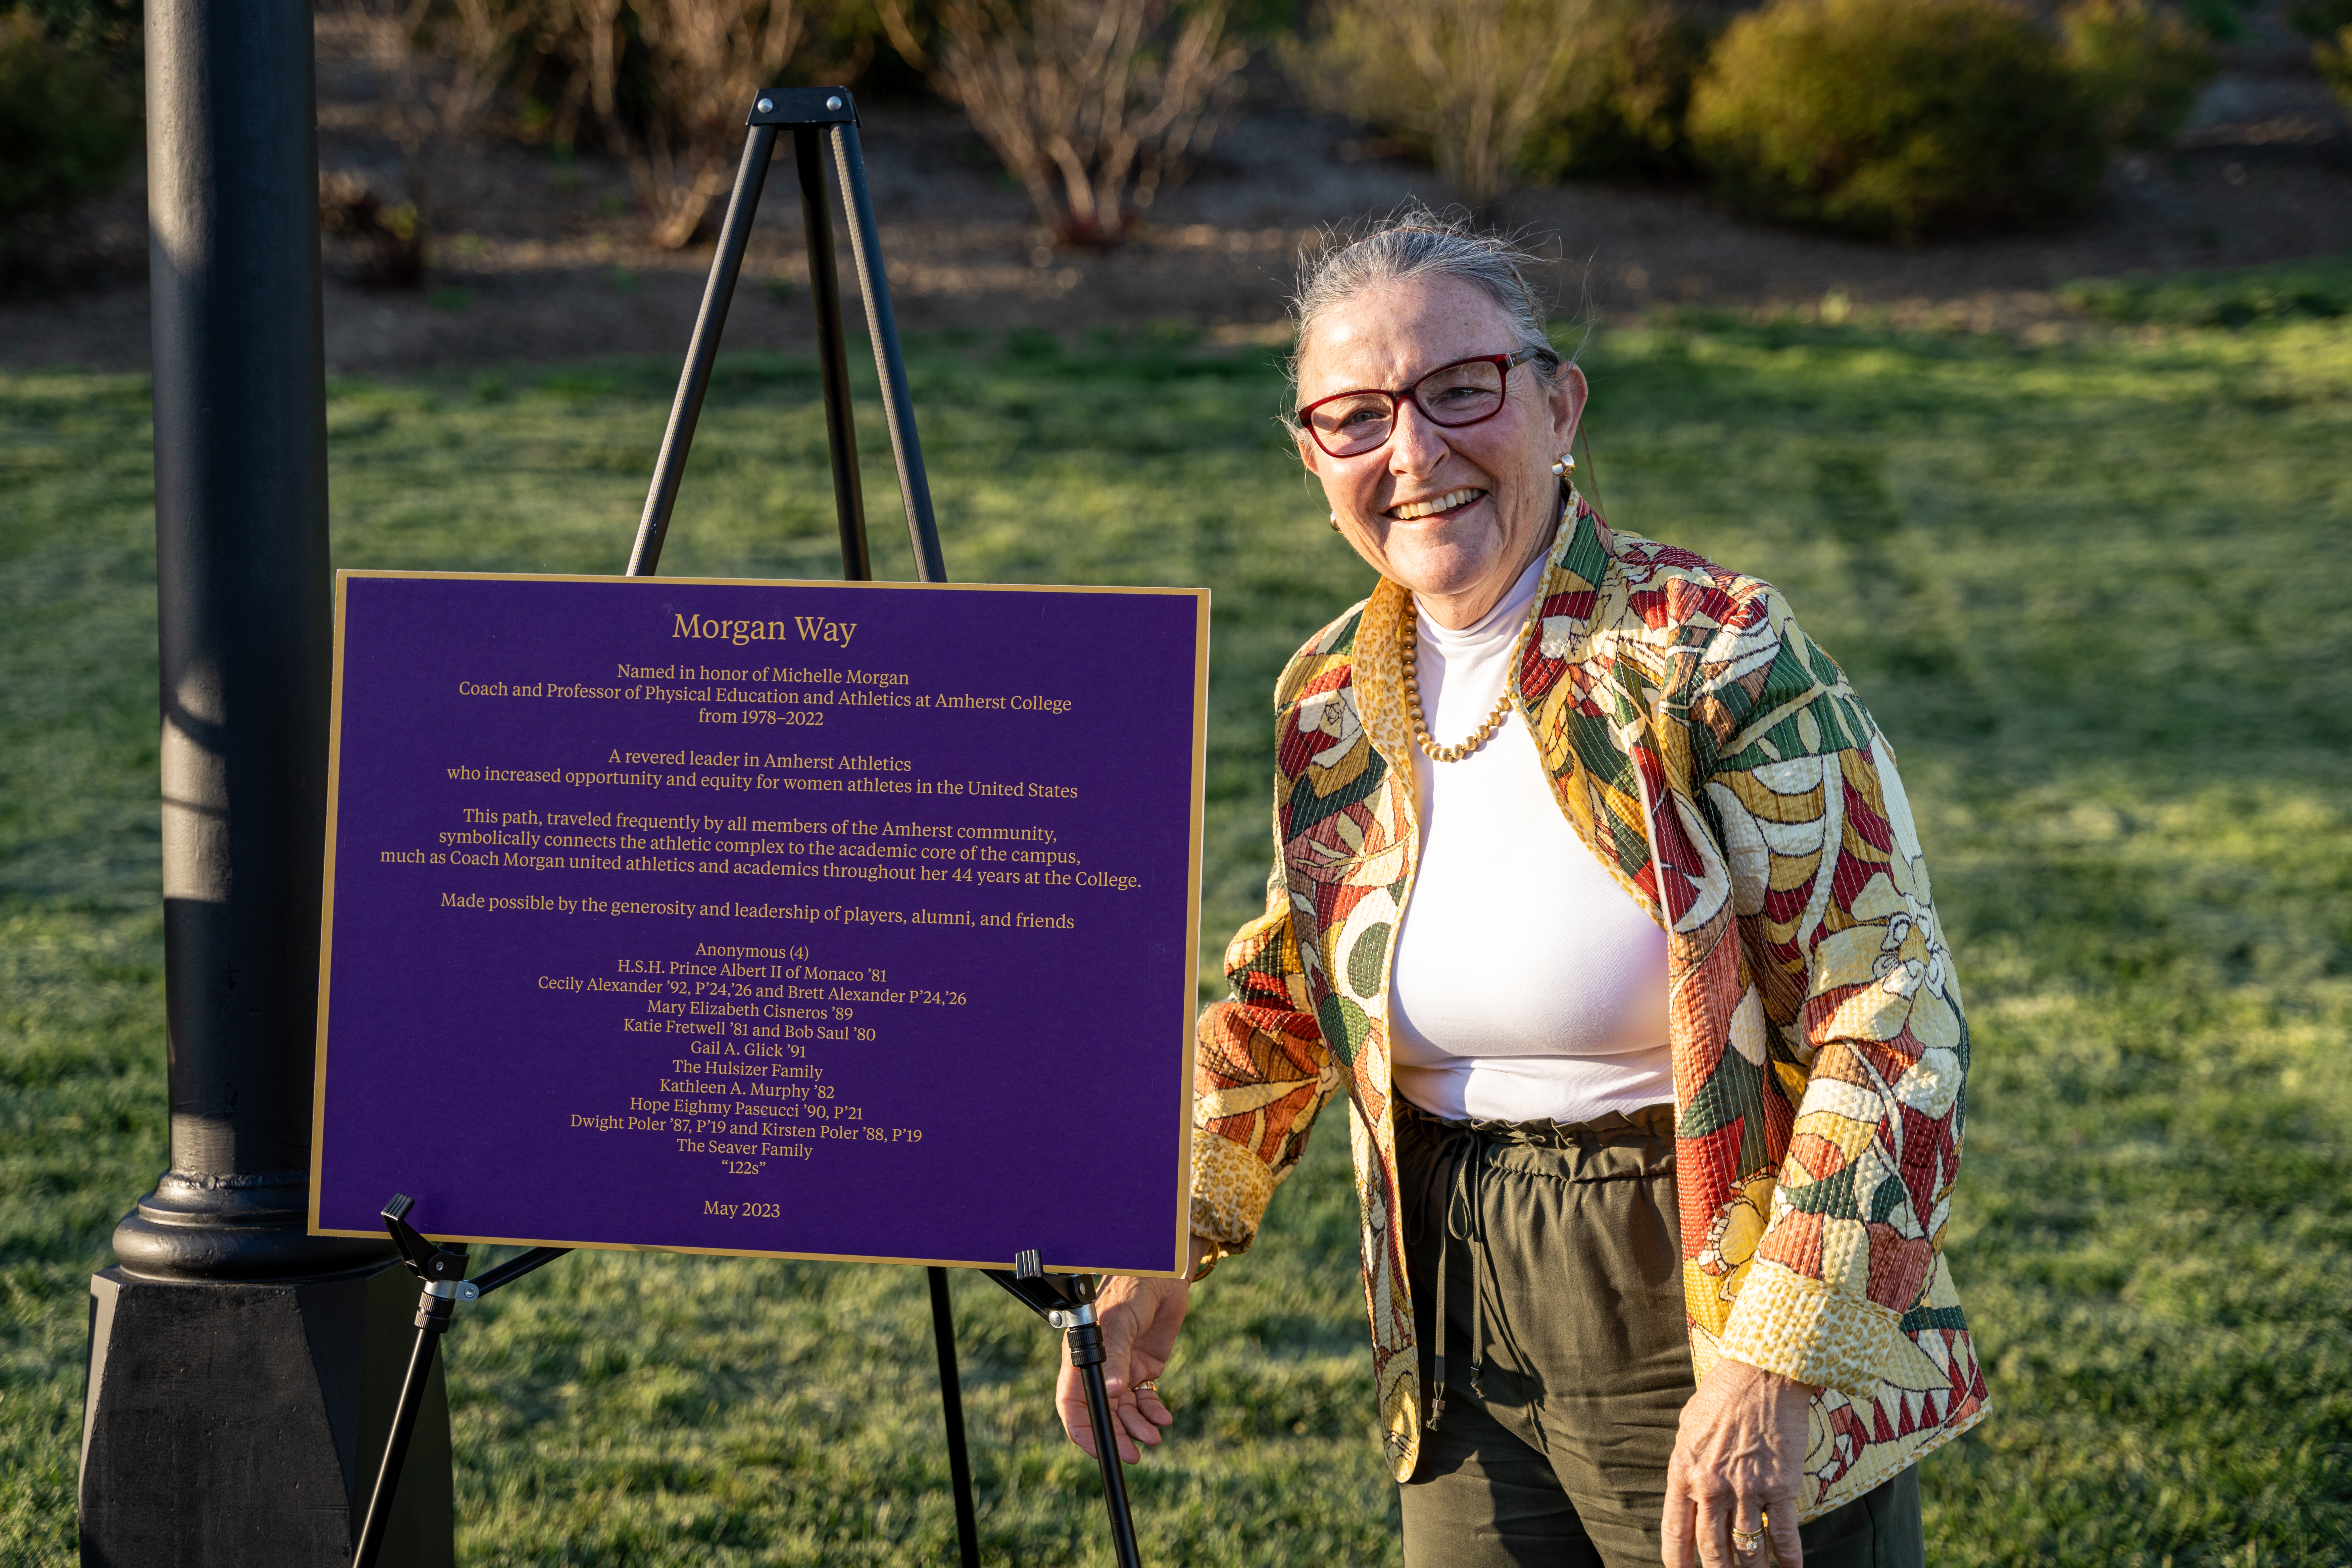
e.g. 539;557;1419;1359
382;1193;473;1285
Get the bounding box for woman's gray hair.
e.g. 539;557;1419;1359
1285;207;1575;409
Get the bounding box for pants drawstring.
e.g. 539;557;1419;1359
1426;1124;1487;1430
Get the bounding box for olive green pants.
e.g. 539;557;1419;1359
1396;1104;1924;1568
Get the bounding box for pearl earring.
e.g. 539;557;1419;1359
1329;510;1340;531
1549;452;1577;477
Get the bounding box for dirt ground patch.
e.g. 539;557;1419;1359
7;4;2348;375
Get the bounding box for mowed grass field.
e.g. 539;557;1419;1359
4;282;2350;1565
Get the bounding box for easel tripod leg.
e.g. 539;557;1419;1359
928;1267;982;1568
796;124;870;582
1075;1354;1143;1568
629;121;780;577
984;1262;1146;1566
828;119;945;582
355;1300;449;1568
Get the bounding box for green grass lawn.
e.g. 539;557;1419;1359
5;294;2350;1565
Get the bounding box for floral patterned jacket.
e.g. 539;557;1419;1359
1188;497;1990;1513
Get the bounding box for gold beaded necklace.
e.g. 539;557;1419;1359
1400;585;1544;764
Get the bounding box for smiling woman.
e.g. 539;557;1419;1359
1051;210;1987;1568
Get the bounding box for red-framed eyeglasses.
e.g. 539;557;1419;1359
1293;348;1542;458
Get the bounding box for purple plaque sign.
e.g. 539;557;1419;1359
311;572;1207;1276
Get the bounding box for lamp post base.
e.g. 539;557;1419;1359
80;1261;453;1567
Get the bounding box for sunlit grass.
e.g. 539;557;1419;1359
4;302;2349;1564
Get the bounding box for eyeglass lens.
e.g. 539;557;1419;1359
1305;358;1509;456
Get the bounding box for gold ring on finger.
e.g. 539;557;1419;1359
1731;1525;1764;1550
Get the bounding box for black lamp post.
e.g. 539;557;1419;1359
77;0;451;1559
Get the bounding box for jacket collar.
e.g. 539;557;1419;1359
1531;492;1612;672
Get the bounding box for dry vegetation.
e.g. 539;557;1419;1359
910;0;1245;241
1287;0;1595;215
323;0;530;284
593;0;810;247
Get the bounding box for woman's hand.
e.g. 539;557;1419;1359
1054;1235;1210;1463
1661;1359;1815;1568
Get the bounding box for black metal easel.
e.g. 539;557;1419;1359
351;87;1141;1568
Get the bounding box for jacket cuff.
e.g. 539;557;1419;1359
1188;1132;1274;1254
1717;1261;1904;1400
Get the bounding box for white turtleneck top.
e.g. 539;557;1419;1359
1387;551;1678;1125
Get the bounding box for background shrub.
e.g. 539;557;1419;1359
2319;27;2352;109
604;0;811;249
2287;0;2352;109
2287;0;2352;38
0;6;139;229
2175;0;2257;38
2059;0;2216;150
1686;0;2106;240
1283;0;1592;215
9;0;138;56
1517;0;1711;183
920;0;1245;243
326;0;528;282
